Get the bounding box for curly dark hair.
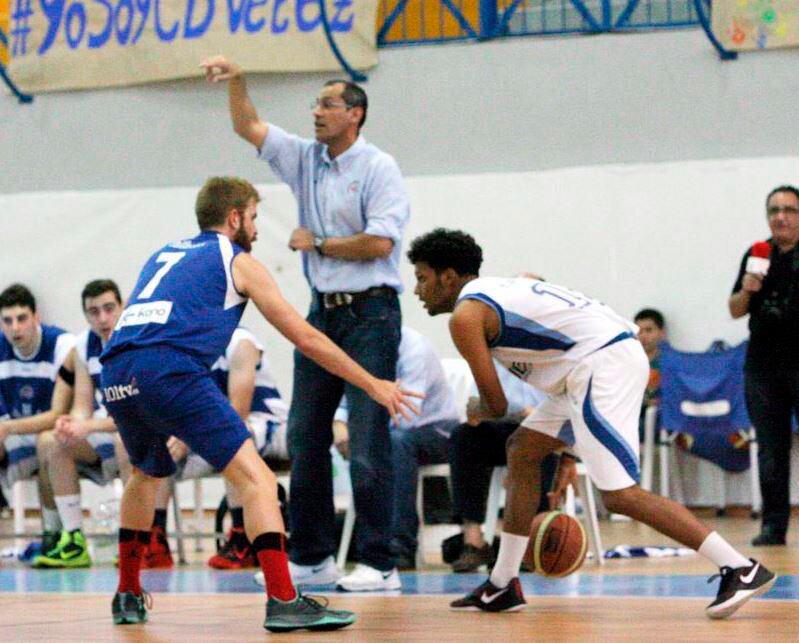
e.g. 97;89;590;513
407;228;483;276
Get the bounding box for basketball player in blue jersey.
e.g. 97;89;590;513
101;177;420;633
34;280;127;569
0;284;76;553
408;229;775;620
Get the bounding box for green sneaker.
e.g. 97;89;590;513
112;591;151;625
264;593;356;633
32;529;92;568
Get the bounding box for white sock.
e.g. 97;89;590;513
55;495;83;533
697;532;750;569
42;507;62;532
489;533;530;588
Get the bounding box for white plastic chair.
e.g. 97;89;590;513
640;405;657;492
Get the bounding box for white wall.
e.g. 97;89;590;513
2;29;798;193
1;154;794;398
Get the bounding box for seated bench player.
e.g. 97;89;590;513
0;283;75;553
327;326;459;576
33;280;125;568
152;326;289;570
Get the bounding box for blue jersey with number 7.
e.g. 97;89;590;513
101;231;248;368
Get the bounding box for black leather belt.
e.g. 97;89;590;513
320;286;396;309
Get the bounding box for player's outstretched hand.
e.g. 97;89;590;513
200;55;242;83
369;379;424;423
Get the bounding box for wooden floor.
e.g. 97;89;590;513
1;593;795;642
1;511;798;641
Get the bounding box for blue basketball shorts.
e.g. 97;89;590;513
101;345;250;478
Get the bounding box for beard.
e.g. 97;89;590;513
233;225;252;252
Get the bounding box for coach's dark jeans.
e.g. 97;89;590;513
449;421;557;524
287;291;401;571
745;367;799;535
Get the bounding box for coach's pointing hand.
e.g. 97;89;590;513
200;56;242;83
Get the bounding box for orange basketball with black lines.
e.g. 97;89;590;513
523;511;587;577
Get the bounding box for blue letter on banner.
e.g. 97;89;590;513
154;0;179;41
226;0;247;33
184;0;214;38
330;0;353;32
295;0;320;32
244;0;266;32
271;0;288;33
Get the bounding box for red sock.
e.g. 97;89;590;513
252;533;296;602
117;528;150;595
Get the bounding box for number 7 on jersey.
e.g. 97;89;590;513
138;252;186;299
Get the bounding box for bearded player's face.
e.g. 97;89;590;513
233;199;259;252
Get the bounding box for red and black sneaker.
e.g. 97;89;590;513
450;577;526;612
208;527;257;570
143;526;174;569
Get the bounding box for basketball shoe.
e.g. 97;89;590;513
450;577;526;612
208;527;257;569
336;564;401;591
143;526;174;569
32;529;92;568
264;592;355;632
705;558;777;619
112;590;151;625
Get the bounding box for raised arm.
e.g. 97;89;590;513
232;253;422;419
449;300;508;418
201;55;269;150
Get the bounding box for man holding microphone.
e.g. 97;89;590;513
729;184;799;546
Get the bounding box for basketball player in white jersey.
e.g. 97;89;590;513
407;228;775;620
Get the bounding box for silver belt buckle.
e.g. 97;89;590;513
323;292;353;308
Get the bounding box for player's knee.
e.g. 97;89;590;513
36;430;57;459
506;430;545;469
600;485;639;514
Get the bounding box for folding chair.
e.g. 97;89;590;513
659;341;761;516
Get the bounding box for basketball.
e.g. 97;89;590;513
524;511;588;577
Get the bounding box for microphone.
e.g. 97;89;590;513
745;241;771;276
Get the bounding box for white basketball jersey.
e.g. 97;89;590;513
458;277;637;394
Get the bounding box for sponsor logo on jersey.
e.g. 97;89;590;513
510;361;532;380
116;301;174;329
19;385;35;400
103;378;140;402
168;239;207;250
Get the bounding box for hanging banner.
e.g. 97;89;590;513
6;0;377;93
712;0;799;51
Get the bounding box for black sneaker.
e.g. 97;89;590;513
112;591;151;624
451;544;495;573
264;593;356;632
706;559;777;619
450;577;526;612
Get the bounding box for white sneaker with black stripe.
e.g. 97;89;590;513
336;564;401;591
705;558;777;619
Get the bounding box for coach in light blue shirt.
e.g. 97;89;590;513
207;56;410;591
334;327;460;567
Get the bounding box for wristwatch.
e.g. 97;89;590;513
313;236;325;255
